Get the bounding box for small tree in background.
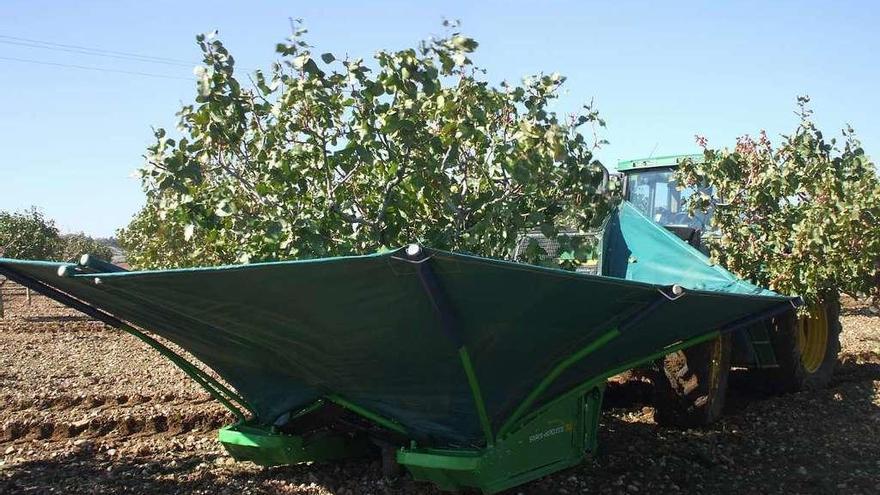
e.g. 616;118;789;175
677;97;880;306
0;207;59;260
119;22;613;269
0;207;114;262
0;209;110;313
56;233;114;263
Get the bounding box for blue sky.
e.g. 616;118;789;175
0;1;877;236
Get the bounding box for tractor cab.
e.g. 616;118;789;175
618;154;712;249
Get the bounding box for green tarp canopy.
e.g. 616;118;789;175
0;202;794;447
601;202;779;296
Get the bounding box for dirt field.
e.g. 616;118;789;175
1;283;878;494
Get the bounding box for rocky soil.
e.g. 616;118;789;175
0;283;878;494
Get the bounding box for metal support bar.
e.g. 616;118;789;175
503;297;793;437
411;247;463;348
0;266;253;422
507;330;722;438
405;245;493;446
498;328;619;438
499;292;669;438
458;346;494;446
325;394;408;435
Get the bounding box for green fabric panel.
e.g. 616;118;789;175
0;233;790;447
602;201;778;296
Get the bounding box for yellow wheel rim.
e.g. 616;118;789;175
796;305;829;373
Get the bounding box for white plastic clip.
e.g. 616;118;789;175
658;284;686;301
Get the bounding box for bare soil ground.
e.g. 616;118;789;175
0;284;878;494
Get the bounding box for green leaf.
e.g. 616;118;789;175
120;22;617;270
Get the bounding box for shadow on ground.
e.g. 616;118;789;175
2;360;877;494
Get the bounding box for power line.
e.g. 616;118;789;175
0;38;195;67
0;34;196;66
0;55;193;81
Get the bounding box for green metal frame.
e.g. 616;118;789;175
219;422;372;466
616;153;702;173
394;330;721;493
216;328;723;494
499;328;619;438
325;394;408;435
219;394;409;467
398;386;604;494
459;346;494;446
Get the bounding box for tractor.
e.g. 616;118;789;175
617;154;841;426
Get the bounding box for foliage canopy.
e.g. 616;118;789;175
56;233;114;264
119;23;613;269
677;97;880;305
0;207;113;262
0;207;59;260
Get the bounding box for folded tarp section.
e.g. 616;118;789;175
601;201;777;296
0;202;794;447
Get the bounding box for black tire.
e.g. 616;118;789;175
754;298;841;393
652;333;732;427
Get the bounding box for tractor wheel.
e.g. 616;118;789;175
754;298;841;393
652;333;732;427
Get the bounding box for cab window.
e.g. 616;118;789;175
625;168;712;230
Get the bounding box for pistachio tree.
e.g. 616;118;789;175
119;23;612;269
0;207;115;263
677;97;880;305
55;233;114;263
0;207;59;260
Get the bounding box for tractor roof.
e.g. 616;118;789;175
616;153;703;173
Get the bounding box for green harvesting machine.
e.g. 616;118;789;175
616;155;841;427
0;201;803;493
